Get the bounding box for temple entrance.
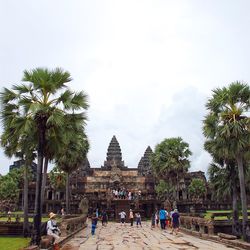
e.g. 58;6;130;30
112;180;120;190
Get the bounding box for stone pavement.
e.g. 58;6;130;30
62;221;237;250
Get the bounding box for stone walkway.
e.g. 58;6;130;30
62;222;237;250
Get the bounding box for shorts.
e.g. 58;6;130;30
121;218;125;223
173;222;179;229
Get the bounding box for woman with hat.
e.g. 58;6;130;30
47;212;61;241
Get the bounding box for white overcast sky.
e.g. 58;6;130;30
0;0;250;175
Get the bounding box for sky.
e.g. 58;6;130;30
0;0;250;175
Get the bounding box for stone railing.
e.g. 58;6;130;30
60;214;87;237
180;215;214;236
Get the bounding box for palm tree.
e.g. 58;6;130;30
56;117;89;214
208;161;240;235
1;117;36;237
0;68;89;245
204;82;250;240
41;125;66;212
151;137;192;202
203;128;241;235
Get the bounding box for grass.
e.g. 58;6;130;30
0;217;52;223
0;237;30;250
205;210;250;220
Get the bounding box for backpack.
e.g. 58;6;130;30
41;221;48;236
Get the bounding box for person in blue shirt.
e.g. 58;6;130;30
91;213;98;236
159;207;168;230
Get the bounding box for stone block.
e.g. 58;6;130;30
201;233;209;239
218;233;237;240
191;231;201;238
23;246;39;250
208;235;219;241
40;235;54;249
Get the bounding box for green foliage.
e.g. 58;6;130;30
151;137;191;182
151;137;191;178
155;180;174;200
203;81;250;240
0;237;30;250
203;81;250;158
188;178;206;200
49;166;66;190
0;168;24;207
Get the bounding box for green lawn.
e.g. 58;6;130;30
205;210;250;220
0;237;30;250
0;217;51;223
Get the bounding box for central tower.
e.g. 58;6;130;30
102;135;127;169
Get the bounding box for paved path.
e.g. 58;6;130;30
62;222;237;250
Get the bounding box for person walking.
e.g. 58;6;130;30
101;209;108;226
171;209;180;235
135;212;142;227
129;209;134;226
7;210;11;223
155;209;159;227
151;212;156;229
119;210;126;226
47;212;61;242
159;207;167;230
91;213;98;236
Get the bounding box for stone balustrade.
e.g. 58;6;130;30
60;214;87;237
180;215;214;236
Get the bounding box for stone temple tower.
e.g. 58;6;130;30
138;146;153;176
102;135;127;170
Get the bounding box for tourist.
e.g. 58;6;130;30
91;213;98;236
7;209;11;222
115;190;118;199
159;207;167;230
169;208;174;228
138;190;141;199
135;212;142;227
171;209;180;235
119;210;126;225
47;212;61;242
151;212;155;229
128;191;132;200
155;209;159;227
129;209;134;226
101;209;108;226
61;207;65;217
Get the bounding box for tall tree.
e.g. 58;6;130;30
56;118;89;214
204;82;250;240
208;162;241;235
0;68;89;245
203;127;241;236
151;137;192;202
1;123;36;237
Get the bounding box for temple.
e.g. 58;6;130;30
13;135;221;216
69;135;157;219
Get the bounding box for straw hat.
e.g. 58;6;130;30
49;212;56;219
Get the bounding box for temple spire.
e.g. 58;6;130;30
138;146;153;176
102;135;126;169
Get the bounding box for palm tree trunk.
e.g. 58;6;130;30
236;154;248;241
41;157;49;213
33;123;45;245
23;165;29;237
231;171;239;236
66;172;70;214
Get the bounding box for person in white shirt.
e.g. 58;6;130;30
47;212;60;242
119;210;126;225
